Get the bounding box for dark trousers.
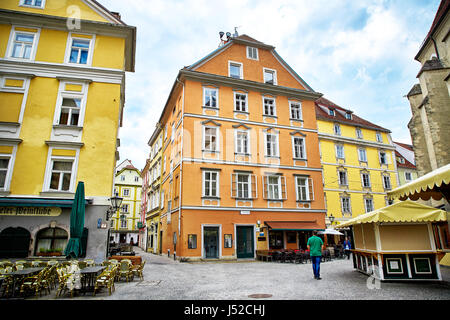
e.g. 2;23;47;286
311;256;321;278
345;250;351;259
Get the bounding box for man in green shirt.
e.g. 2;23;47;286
307;231;324;280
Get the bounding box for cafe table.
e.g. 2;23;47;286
79;266;106;295
8;267;44;297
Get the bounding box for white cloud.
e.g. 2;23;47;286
97;0;441;169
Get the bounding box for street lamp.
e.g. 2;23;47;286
106;192;123;221
329;214;335;226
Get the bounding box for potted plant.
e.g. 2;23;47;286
37;248;63;256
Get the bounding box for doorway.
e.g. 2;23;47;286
236;226;254;259
203;226;219;259
0;227;31;258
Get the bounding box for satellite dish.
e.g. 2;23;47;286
226;32;231;38
219;31;224;39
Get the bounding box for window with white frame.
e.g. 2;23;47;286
9;30;38;60
335;145;345;159
120;218;127;229
345;112;352;120
171;123;175;142
265;133;279;157
203;126;218;152
123;189;130;197
67;36;93;65
263;97;276;116
334;123;341;135
234;92;247;112
121;204;129;213
295;176;313;201
290;102;302;120
358;148;367;162
364;198;374;213
379;151;389;165
49;160;73;192
356;127;363;139
247;46;258;60
341;196;351;214
376;132;383;143
20;0;45;8
263;175;286;200
203;171;219;197
231;173;257;199
58;96;82;126
405;172;412;182
263;68;277;85
361;172;371;188
292;137;306;159
203;87;218;108
0;157;11;189
329;108;335;116
235;130;249;154
382;174;392;189
229;61;243;79
338;170;348;186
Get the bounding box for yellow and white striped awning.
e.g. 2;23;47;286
388;164;450;201
336;200;448;228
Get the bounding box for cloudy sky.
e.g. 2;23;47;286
99;0;441;170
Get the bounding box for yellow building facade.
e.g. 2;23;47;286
316;97;398;227
113;160;141;245
0;0;135;258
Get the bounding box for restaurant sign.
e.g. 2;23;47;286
0;207;62;216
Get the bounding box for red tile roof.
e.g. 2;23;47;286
315;97;390;132
395;150;417;169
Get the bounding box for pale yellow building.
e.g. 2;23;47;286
0;0;135;259
112;160;141;245
316;97;398;227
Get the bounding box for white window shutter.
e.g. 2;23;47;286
231;173;237;198
262;176;267;199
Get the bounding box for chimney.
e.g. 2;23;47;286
111;11;121;20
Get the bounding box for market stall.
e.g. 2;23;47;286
336;200;447;281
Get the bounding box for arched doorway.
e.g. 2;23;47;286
34;227;68;255
0;227;31;258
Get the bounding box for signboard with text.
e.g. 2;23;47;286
0;207;62;216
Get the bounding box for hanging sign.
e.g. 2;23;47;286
0;207;62;216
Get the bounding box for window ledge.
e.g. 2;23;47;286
296;200;312;203
40;191;75;198
202;105;219;110
234;110;249;114
293;157;307;161
290;118;304;122
53;125;83;131
263;114;277;118
202;149;220;153
202;196;221;200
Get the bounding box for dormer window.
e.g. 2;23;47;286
345;112;352;120
229;61;243;79
263;68;277;85
20;0;45;8
247;46;258;60
329;108;335;116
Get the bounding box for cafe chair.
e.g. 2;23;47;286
118;260;134;282
31;260;42;267
77;261;87;269
55;267;72;298
20;268;48;297
0;267;14;298
132;261;145;281
93;270;115;296
84;259;95;267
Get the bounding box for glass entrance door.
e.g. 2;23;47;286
236;226;254;259
204;227;219;259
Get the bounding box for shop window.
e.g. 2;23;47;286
287;232;297;244
269;231;284;249
35;227;68;255
188;234;197;249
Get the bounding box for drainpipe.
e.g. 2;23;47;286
176;76;185;261
431;37;440;60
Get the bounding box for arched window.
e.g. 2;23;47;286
0;227;31;258
35;227;68;255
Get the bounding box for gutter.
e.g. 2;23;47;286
176;76;185;257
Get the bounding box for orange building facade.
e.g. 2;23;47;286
151;34;326;261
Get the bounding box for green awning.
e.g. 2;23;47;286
0;197;92;208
